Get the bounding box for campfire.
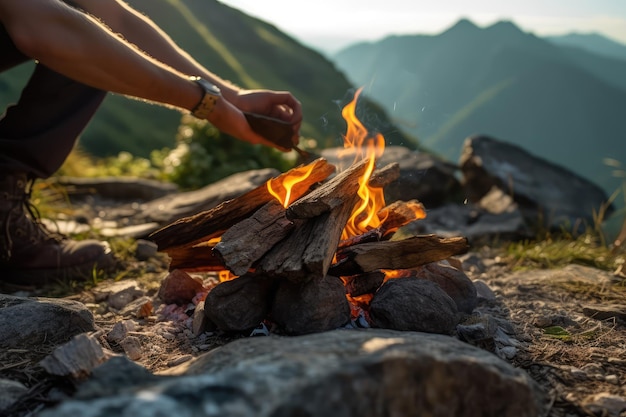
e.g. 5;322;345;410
149;88;471;336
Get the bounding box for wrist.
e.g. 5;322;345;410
190;76;221;119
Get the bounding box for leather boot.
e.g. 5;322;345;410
0;173;116;285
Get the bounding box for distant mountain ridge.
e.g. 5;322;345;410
546;32;626;62
332;19;626;201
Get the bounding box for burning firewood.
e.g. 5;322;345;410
368;162;400;188
286;159;370;220
149;158;335;251
337;199;426;249
164;242;226;272
257;192;362;282
329;235;469;276
214;200;295;276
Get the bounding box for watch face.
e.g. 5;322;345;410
199;79;221;96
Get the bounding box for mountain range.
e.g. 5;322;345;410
1;2;624;209
332;19;626;204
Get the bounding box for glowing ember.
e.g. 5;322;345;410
381;269;416;283
219;270;238;282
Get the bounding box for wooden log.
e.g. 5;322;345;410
337;199;426;249
149;158;334;251
286;158;370;220
258;192;361;282
329;235;469;276
368;162;400;188
165;242;227;272
377;199;426;235
214;200;295;276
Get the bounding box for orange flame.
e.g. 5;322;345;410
267;164;316;208
340;87;387;240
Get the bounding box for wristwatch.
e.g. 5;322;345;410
190;76;221;119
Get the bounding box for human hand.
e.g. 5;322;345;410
233;89;303;150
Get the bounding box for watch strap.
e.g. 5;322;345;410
190;76;221;119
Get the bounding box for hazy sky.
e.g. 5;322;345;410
219;0;626;53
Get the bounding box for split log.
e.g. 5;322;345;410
368;162;400;188
286;158;370;220
329;235;469;276
164;242;226;272
258;192;361;282
377;199;426;235
149;158;334;251
337;199;426;249
214;200;295;276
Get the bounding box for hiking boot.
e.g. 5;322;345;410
0;173;116;286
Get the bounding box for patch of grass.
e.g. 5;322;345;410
505;233;625;272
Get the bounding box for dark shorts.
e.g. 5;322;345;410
0;13;106;179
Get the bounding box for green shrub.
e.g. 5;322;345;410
150;115;297;190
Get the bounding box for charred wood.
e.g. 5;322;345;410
329;235;469;276
214;200;294;276
286;158;369;220
149;158;334;251
368;162;400;188
164;243;226;272
258;192;361;282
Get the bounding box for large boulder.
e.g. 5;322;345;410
460;135;614;233
40;329;543;417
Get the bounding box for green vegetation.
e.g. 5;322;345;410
505;233;624;272
150;115;296;190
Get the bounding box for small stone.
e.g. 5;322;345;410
605;374;619;385
167;355;193;367
473;279;496;301
570;367;587;380
106;285;145;311
118;296;153;318
158;270;204;305
496;346;517;359
582;393;626;416
120;336;142;361
135;239;158;261
0;379;28;412
107;320;135;343
533;316;552;328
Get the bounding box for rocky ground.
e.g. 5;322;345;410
1;167;625;416
1;242;625;417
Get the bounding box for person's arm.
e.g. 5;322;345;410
71;0;302;143
0;0;299;149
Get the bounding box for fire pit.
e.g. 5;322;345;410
149;88;473;336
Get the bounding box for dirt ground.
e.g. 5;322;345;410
2;245;626;417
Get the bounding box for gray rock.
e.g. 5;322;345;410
40;329;543;417
272;275;351;335
460;135;613;233
0;294;95;349
0;379;28;413
369;278;459;334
